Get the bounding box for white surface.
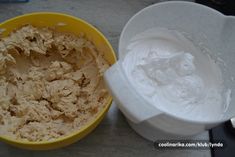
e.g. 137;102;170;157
104;62;161;123
122;27;228;121
231;118;235;128
0;0;211;157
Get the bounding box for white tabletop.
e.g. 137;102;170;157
0;0;210;156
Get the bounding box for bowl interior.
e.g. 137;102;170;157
0;12;116;149
119;1;235;121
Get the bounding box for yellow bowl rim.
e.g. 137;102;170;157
0;12;116;145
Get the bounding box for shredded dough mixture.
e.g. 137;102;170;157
0;25;110;141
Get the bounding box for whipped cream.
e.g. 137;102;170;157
122;28;231;121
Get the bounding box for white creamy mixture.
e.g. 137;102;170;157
122;28;230;121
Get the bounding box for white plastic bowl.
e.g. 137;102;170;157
105;1;235;141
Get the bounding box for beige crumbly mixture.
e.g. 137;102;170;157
0;25;110;141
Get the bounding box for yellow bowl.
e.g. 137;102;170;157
0;12;116;150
